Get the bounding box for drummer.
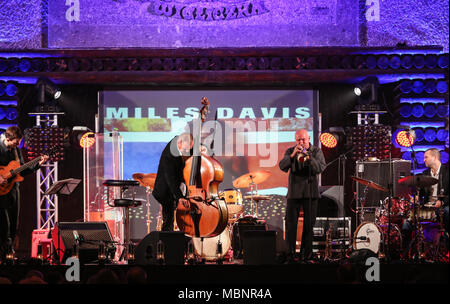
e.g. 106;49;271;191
401;148;449;254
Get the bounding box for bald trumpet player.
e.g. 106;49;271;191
279;129;326;262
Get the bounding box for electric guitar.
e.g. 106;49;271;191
0;147;57;195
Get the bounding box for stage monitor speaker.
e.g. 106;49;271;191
135;231;187;265
242;230;277;265
355;160;411;207
51;222;115;263
232;219;267;259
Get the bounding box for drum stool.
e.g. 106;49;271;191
103;179;143;262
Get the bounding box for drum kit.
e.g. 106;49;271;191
352;174;448;261
132;170;273;262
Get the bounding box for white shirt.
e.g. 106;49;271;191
430;164;441;197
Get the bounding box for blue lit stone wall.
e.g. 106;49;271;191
0;0;448;50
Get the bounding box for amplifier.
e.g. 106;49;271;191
355;160;411;208
232;217;267;259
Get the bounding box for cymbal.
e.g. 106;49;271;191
233;170;271;188
351;176;389;192
397;175;438;188
243;195;271;201
132;173;157;189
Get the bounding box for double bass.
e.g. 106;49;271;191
176;97;228;238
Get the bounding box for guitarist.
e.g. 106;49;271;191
0;126;48;261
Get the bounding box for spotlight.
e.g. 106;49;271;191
320;127;345;149
36;77;61;100
395;129;416;147
70;126;95;149
354;76;379;105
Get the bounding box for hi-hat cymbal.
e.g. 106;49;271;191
243;195;271;201
233;170;271;188
397;175;438;188
351;176;389;192
132;173;157;189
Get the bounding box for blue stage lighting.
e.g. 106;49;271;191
436;80;448;93
400;104;412;117
436;128;448;142
411;104;424;118
401;151;412;160
0;108;6;120
423;103;436;118
441;151;449;164
436;104;449;117
416;151;425;165
423;79;436;93
399;80;412;93
5;83;18;96
424;128;436;142
412;80;424;94
413;128;425;142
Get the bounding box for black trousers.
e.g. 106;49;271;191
160;200;176;232
0;203;19;260
285;198;318;259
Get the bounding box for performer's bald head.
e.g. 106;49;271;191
295;129;310;148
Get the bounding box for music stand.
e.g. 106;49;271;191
44;178;81;196
44;178;80;264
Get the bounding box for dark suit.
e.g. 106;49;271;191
279;144;326;259
402;164;449;256
0;137;39;260
152;136;188;231
420;164;449;235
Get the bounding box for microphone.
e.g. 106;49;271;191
73;230;79;241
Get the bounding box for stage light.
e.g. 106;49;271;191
413;128;425;142
36;77;61;101
320;133;338;148
423;103;436;118
416;151;425;165
436;128;448;142
412;80;424;94
399;104;412;118
436;80;448;93
441;151;449;164
436;104;449;117
424;128;436;142
354;76;379;105
5;82;18;97
24;126;66;161
395;130;416;147
79;131;95;148
411;104;424;118
320;127;345;149
70;126;95;149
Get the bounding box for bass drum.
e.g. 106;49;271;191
353;222;402;259
192;226;231;261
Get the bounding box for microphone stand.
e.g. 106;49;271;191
386;130;394;262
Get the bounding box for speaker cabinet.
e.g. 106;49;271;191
232;219;267;259
355;160;411;207
51;222;115;263
242;230;277;265
135;231;187;265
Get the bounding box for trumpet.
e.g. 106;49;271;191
297;145;308;162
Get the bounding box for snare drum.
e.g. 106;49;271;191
192;226;231;261
353;222;402;258
219;189;244;220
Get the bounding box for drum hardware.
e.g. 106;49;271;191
432;206;449;262
233;170;271;218
133;173;157;234
353;222;403;259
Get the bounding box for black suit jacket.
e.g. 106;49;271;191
152;136;187;206
419;164;449;206
279;144;326;199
